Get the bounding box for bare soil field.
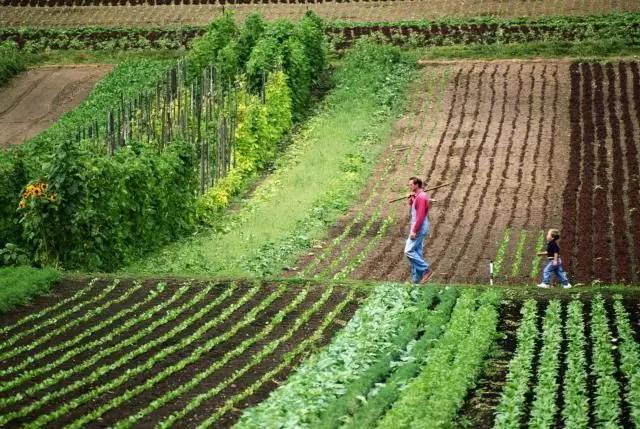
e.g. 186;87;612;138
0;64;112;148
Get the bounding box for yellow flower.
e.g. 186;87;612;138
18;200;26;209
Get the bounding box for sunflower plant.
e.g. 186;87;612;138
17;180;59;266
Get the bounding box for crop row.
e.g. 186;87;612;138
378;289;500;428
612;298;640;427
0;282;226;405
58;284;290;429
491;296;640;428
562;300;589;428
1;278;363;427
493;299;538;428
236;287;502;428
312;287;443;426
0;277;101;337
196;287;356;428
235;283;435;427
0;278;115;357
0;281;194;391
590;295;622;427
528;300;562;428
2;0;450;5
0;280;248;424
2;13;639;52
563;61;640;283
328;287;460;428
155;283;353;428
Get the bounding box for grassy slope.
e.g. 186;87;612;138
0;266;61;313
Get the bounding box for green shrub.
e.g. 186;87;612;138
187;13;238;81
0;41;26;87
0;151;27;249
19;139;197;271
237;13;266;69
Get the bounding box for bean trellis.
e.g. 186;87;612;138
76;59;264;194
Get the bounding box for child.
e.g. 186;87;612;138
536;228;572;289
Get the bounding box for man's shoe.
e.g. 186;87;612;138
563;283;573;289
420;270;433;284
536;283;550;289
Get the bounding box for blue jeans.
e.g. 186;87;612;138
542;259;570;285
405;218;430;283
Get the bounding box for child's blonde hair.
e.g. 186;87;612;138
549;228;560;240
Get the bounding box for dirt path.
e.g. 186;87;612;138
0;64;112;149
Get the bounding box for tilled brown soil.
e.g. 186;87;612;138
299;59;640;285
295;60;578;285
0;64;112;148
1;0;637;27
0;277;362;428
563;62;640;283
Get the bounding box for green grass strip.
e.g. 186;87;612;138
529;300;563;429
0;266;61;314
415;39;640;62
300;70;439;278
493;299;538;429
128;44;414;277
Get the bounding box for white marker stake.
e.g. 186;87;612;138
489;260;494;286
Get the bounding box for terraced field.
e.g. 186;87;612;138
1;0;639;27
0;278;362;428
293;59;640;285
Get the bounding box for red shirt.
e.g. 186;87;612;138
408;191;429;234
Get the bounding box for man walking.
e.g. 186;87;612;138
405;176;432;284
